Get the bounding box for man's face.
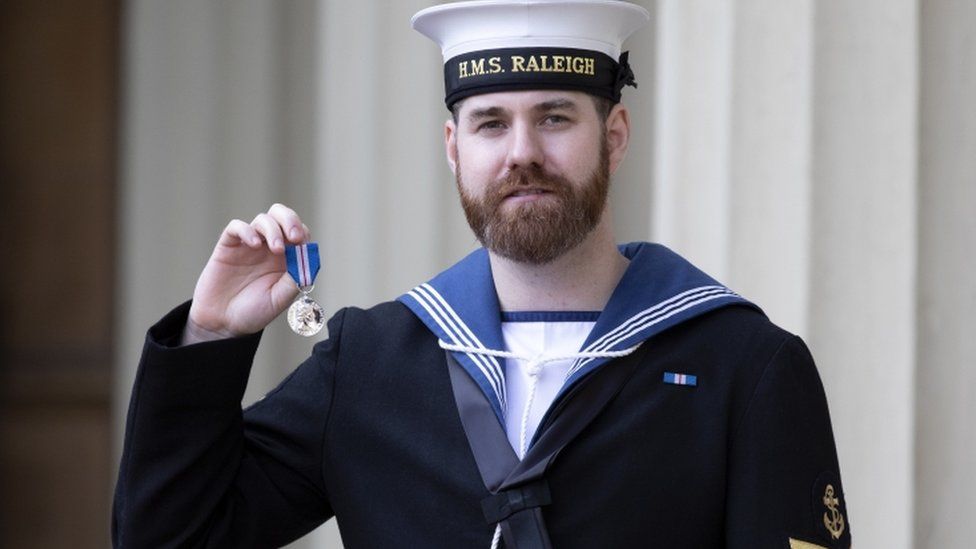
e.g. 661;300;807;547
446;91;614;265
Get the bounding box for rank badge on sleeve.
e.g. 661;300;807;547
811;471;851;547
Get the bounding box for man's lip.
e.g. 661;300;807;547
504;188;552;199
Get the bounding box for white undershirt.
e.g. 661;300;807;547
501;320;596;456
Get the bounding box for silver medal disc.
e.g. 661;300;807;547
287;295;325;337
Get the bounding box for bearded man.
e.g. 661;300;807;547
113;2;851;548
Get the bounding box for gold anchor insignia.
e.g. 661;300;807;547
822;484;846;539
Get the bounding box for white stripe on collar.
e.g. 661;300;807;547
569;285;740;376
406;283;507;409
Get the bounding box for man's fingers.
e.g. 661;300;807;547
268;203;306;244
251;213;286;252
219;205;310;254
219;219;261;247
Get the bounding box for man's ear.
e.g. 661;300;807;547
605;104;630;175
445;119;458;175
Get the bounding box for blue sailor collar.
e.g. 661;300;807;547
398;242;760;425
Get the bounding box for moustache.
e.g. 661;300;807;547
485;166;571;203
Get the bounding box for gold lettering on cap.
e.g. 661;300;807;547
489;56;503;74
470;57;486;76
458;56;505;79
511;56;525;72
508;54;596;76
461;53;597;79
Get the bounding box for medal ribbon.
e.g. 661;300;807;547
285;243;320;289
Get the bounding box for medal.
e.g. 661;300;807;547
284;242;324;336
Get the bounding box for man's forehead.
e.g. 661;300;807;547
459;90;590;115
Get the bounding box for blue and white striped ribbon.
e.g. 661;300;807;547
663;371;697;386
285;243;320;289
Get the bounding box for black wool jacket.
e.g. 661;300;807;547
113;298;851;548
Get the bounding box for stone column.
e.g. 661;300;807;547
654;0;735;280
915;0;976;546
809;2;918;546
315;0;464;314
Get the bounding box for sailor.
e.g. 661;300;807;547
113;2;851;548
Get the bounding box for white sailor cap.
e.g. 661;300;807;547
412;0;650;109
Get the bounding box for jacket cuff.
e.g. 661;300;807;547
136;300;264;410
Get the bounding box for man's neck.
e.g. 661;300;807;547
489;218;629;312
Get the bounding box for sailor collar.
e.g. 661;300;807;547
398;242;759;425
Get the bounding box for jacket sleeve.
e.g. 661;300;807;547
112;301;344;548
725;335;852;549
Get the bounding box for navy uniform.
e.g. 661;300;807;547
113;3;851;548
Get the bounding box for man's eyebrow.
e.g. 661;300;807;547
466;106;507;122
534;98;578;112
464;99;577;123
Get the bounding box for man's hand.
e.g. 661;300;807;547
182;203;311;345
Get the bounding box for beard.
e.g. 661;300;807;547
456;142;611;265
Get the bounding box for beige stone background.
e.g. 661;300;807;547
109;1;974;548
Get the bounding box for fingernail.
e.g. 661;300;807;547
274;238;283;248
290;227;301;240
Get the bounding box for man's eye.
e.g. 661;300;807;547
477;120;506;132
542;115;569;126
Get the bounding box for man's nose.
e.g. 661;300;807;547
506;123;544;170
